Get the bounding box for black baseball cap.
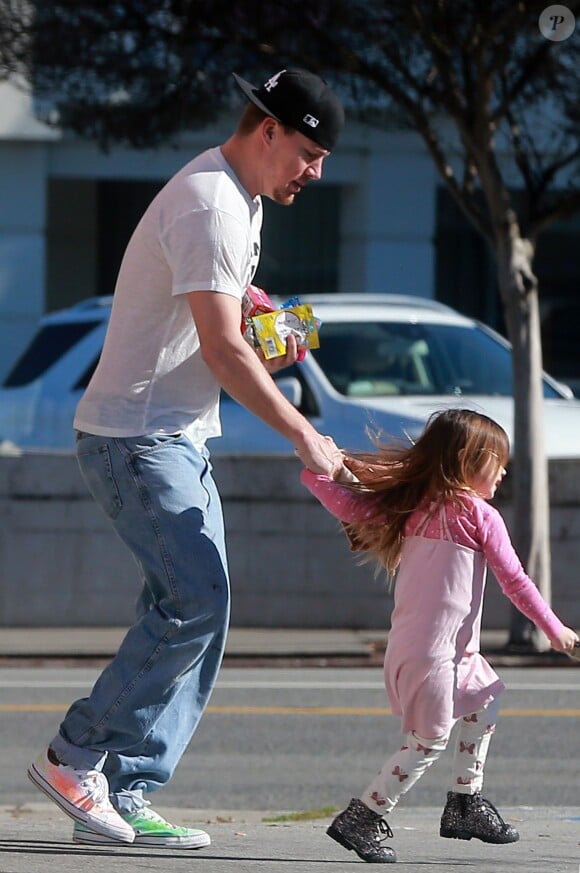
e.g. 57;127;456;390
233;68;345;151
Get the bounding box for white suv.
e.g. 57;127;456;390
1;293;578;458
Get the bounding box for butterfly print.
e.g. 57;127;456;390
392;766;408;783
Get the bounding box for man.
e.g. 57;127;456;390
27;68;345;849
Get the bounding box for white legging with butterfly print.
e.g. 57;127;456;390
360;697;501;815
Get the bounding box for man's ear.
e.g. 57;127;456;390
262;118;277;144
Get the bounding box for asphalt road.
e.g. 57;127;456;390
1;664;579;813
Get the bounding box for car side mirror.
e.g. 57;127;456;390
276;376;303;407
551;380;574;399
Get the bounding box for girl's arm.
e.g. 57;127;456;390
300;469;386;525
477;502;576;649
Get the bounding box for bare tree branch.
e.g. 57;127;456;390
531;188;580;237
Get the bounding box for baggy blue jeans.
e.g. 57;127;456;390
50;432;230;808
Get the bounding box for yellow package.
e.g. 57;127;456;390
250;304;320;359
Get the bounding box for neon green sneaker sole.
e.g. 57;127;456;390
72;809;211;848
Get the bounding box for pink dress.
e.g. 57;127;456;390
301;470;566;737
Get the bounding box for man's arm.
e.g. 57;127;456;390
188;290;343;476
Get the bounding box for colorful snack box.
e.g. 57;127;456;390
250;304;320;360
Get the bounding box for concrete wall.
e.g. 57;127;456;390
0;451;579;630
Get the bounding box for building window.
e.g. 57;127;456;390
254;186;340;296
435;186;580;394
97;180;163;296
434;187;502;328
46;179;99;311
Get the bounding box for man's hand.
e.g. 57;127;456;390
258;334;299;374
295;432;344;478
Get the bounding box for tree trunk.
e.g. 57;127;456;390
495;236;551;651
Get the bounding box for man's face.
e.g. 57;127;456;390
265;126;329;205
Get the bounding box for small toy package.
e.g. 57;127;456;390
242;284;275;322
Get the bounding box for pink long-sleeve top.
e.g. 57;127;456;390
300;470;565;645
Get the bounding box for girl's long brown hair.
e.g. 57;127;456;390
343;408;509;575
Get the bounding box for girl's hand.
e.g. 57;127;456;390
335;463;359;484
550;626;579;654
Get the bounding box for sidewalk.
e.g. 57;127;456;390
0;802;578;872
0;626;576;666
0;626;384;661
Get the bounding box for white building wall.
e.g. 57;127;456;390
338;130;437;297
0;83;58;379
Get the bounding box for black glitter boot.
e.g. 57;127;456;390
327;798;397;863
440;791;519;844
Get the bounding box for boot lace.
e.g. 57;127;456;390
480;796;507;825
377;818;394;841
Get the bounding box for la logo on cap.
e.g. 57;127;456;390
264;71;285;92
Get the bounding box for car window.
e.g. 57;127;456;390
311;321;560;398
74;354;102;391
2;322;101;387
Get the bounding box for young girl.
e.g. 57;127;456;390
301;408;578;865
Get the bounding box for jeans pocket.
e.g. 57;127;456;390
127;431;186;458
77;443;123;519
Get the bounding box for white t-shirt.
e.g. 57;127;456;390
74;147;263;445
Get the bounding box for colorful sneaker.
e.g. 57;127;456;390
27;748;135;844
72;806;211;848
